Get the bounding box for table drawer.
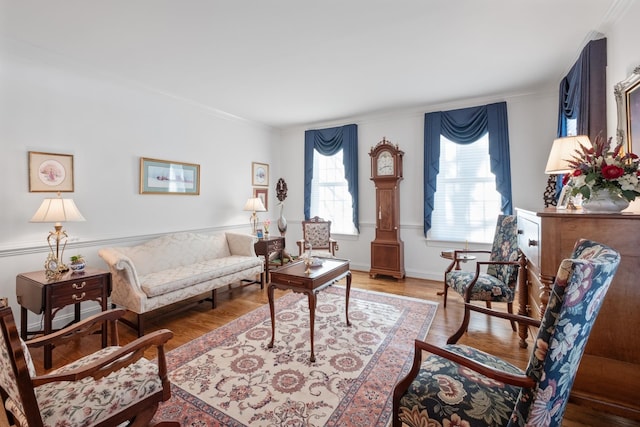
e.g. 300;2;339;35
49;276;106;307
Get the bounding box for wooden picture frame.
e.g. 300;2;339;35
140;157;200;195
615;65;640;153
28;151;74;192
254;187;268;211
252;162;269;187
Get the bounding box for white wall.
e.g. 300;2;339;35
2;1;640;328
0;38;281;324
279;90;558;280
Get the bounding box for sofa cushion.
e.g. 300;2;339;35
118;232;232;277
139;255;261;297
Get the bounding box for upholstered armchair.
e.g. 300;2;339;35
0;307;177;427
297;216;338;258
443;214;522;343
392;239;620;427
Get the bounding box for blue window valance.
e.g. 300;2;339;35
423;102;512;235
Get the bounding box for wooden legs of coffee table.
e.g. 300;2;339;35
267;271;352;363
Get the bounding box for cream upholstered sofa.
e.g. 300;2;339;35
98;231;262;336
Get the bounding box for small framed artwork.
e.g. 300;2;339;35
29;151;74;192
140;157;200;195
557;184;572;210
254;187;268;211
252;162;269;187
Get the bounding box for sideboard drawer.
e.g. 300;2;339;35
517;211;540;267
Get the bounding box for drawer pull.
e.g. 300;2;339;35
72;281;87;289
517;229;524;234
72;292;86;301
528;239;538;247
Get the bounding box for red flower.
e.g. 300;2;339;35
572;169;583;177
601;164;625;180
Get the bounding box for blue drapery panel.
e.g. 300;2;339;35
556;38;607;197
304;124;359;232
423;102;512;235
557;38;607;139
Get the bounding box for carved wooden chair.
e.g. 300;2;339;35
0;306;177;427
443;214;522;343
297;216;338;258
392;239;620;427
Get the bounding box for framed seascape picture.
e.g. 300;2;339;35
28;151;74;192
252;162;269;187
140;157;200;195
254;187;268;211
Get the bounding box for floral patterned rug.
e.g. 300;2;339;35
153;286;438;426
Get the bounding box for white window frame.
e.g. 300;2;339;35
430;134;501;244
310;149;357;235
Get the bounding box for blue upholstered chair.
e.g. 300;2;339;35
393;239;620;427
443;215;522;343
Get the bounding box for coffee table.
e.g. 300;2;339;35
267;258;351;362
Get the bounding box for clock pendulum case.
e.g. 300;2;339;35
369;137;405;279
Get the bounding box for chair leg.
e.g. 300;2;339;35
442;282;449;308
507;302;517;331
128;403;158;427
447;303;471;344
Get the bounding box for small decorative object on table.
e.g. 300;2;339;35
564;135;640;213
263;219;271;238
69;254;86;272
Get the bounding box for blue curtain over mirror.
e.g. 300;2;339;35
423;102;512;235
304;124;359;232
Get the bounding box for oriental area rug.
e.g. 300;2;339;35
153;286;438;426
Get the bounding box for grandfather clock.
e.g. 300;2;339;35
369;137;405;279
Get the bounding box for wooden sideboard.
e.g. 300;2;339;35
516;208;640;420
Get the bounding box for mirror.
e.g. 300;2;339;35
614;65;640;153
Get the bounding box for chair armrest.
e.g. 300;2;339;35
394;339;534;403
31;329;173;386
227;232;258;257
414;340;535;388
26;309;127;349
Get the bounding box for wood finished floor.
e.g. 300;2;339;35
33;270;640;427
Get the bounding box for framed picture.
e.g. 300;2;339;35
557;184;572;210
615;65;640;153
252;162;269;187
254;187;268;211
28;151;74;192
140;157;200;195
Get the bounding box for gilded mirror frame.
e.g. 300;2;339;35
614;65;640;153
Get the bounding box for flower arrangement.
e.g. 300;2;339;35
564;135;640;202
263;218;271;233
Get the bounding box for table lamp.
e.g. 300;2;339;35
543;135;590;207
243;197;266;235
30;195;86;277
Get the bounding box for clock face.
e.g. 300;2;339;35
377;151;394;176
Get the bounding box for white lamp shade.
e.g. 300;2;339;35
243;197;266;212
544;135;591;174
30;198;86;223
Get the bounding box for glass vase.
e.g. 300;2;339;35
582;189;629;213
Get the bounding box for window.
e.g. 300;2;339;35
310;149;357;234
430;134;501;243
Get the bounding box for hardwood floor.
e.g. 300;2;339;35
33;270;639;427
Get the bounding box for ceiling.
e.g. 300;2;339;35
0;0;629;129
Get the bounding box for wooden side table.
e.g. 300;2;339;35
16;267;112;369
254;236;285;288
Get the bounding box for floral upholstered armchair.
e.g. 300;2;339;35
392;239;621;427
297;216;338;258
0;307;177;427
443;214;522;343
